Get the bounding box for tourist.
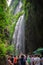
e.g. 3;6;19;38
26;55;31;65
41;55;43;65
19;55;26;65
16;56;20;65
8;55;13;65
13;56;18;65
34;54;40;65
10;55;14;64
30;55;34;65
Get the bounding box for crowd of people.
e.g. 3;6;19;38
7;53;43;65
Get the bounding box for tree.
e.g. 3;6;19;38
0;0;9;42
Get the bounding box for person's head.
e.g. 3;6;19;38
8;55;11;60
8;57;10;60
34;54;38;57
21;55;24;59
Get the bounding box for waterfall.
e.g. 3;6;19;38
12;0;25;54
14;1;22;14
7;0;12;6
13;14;25;54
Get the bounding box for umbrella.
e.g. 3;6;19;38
33;48;43;55
33;51;41;54
36;48;43;52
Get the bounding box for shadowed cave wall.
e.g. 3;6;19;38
25;0;43;54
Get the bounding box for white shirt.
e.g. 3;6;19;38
34;57;40;65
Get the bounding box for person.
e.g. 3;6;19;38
8;56;13;65
26;55;31;65
10;55;14;63
20;55;26;65
41;55;43;65
30;55;34;65
13;56;17;65
34;54;40;65
17;56;20;65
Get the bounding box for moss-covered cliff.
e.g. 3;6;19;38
25;0;43;54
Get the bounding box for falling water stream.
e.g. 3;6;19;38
14;1;22;14
7;0;12;6
13;14;25;54
12;0;25;54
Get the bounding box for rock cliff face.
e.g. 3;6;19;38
25;0;43;54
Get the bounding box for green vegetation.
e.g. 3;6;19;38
0;43;6;57
0;0;11;43
0;0;15;58
0;43;14;57
10;0;19;14
6;44;15;55
0;0;25;58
